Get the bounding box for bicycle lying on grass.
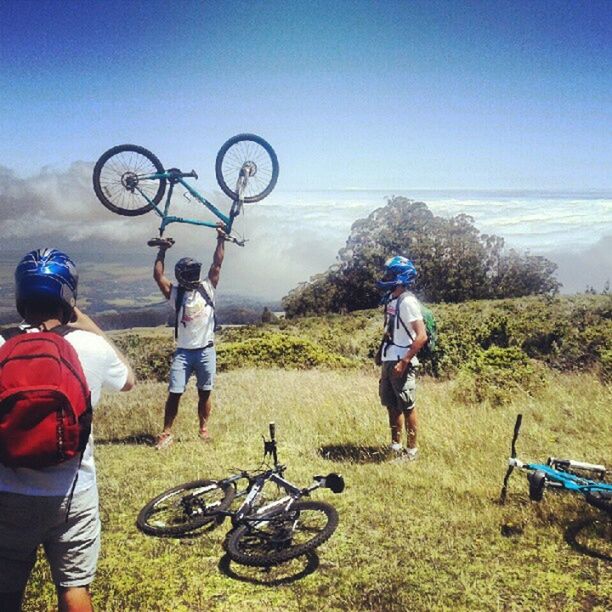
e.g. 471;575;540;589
500;414;612;516
136;423;345;567
93;134;279;246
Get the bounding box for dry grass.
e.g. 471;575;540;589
22;369;611;611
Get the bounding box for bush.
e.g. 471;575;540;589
113;333;174;382
599;348;612;385
217;332;356;370
452;346;547;406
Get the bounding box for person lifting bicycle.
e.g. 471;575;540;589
151;226;228;450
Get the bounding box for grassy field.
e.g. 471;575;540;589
21;368;611;611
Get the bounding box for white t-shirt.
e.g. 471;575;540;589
170;279;216;349
381;292;423;363
0;328;128;496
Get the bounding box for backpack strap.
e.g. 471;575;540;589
0;327;26;341
396;292;415;342
49;325;77;338
174;286;187;340
196;284;218;332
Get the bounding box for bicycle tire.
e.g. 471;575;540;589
528;470;547;502
585;491;612;515
225;500;338;567
136;479;235;537
93;144;166;216
215;133;279;203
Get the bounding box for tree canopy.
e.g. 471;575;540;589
282;197;560;317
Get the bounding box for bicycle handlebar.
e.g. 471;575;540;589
548;457;606;475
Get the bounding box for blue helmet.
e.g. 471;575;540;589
377;256;417;290
15;249;78;321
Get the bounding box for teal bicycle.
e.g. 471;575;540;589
93;134;279;245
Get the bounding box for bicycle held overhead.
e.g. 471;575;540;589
92;134;279;246
136;422;345;567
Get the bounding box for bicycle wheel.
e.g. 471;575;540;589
215;134;279;203
225;500;338;567
136;479;235;537
93;144;166;216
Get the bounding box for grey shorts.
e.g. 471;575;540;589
379;361;417;412
0;484;100;592
169;345;216;393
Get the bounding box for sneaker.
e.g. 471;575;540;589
198;428;211;442
155;432;174;450
405;447;419;461
389;442;403;453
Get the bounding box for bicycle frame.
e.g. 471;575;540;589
501;414;611;510
508;458;612;496
134;169;242;237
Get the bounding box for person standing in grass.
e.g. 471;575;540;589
151;227;227;450
377;256;427;460
0;248;135;612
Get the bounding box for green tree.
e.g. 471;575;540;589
282;197;560;316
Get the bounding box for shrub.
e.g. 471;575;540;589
217;332;356;371
599;348;612;385
113;333;174;382
452;346;547;406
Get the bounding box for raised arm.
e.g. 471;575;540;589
69;307;136;391
208;227;227;289
153;243;173;299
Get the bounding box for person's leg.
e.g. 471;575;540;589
195;346;216;439
158;349;191;446
0;493;41;611
45;487;100;612
380;363;402;448
57;585;93;612
391;366;418;457
387;406;404;446
405;407;417;449
197;389;212;438
162;392;182;433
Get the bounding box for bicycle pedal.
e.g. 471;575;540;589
147;237;175;248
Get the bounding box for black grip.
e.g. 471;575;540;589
269;422;276;440
511;414;522;458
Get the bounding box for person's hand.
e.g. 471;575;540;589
147;237;175;250
393;360;408;377
216;223;229;241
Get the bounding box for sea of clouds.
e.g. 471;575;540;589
0;163;610;299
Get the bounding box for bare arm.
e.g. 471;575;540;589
68;307;136;391
153;246;173;299
208;228;227;289
393;319;427;376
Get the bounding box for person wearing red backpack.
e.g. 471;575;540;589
0;249;135;612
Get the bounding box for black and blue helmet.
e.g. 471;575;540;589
175;257;202;290
377;256;417;290
15;248;78;321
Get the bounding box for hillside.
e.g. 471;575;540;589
16;294;612;610
22;369;611;611
112;294;612;382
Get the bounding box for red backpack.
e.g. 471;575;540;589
0;327;92;469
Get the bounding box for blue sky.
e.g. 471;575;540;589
1;0;610;190
0;0;610;298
